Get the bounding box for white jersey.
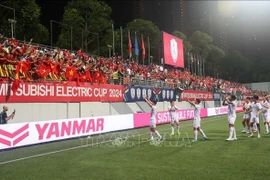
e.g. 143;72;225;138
251;102;262;117
228;100;237;117
194;104;201;120
261;101;269;115
168;105;178;120
244;102;251;114
150;106;157;120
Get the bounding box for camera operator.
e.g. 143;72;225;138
0;106;15;125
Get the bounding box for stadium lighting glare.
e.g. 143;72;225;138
218;1;269;17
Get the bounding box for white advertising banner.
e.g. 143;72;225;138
0;114;133;150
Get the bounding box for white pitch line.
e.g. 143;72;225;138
0;115;227;166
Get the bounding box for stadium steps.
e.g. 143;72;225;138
110;102;134;115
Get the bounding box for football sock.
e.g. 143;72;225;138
155;130;162;138
194;130;198;140
265;124;269;133
171;126;174;133
199;129;206;138
229;127;234;139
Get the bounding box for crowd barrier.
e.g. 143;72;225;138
0;106;243;150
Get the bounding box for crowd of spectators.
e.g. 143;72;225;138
0;35;266;95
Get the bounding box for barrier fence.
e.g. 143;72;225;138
0;106;243;150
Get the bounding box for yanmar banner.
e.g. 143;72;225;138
181;90;213;101
123;86;176;102
0;114;133;150
0;82;123;102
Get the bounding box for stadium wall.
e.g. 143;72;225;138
0;106;243;150
244;82;270;92
3;101;215;124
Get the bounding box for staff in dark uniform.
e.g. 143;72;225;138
0;106;15;124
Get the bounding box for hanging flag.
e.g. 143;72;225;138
141;35;146;60
134;32;139;56
128;30;132;58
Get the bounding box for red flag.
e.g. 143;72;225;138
17;61;30;73
37;65;50;78
65;66;78;81
128;30;132;58
11;65;21;93
141;35;146;59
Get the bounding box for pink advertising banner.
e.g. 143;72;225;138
133;108;208;128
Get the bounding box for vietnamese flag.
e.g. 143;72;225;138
17;61;30;73
141;35;146;60
37;65;50;78
11;65;21;93
49;61;60;75
80;71;92;82
65;66;78;81
128;30;132;58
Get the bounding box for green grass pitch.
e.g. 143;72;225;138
1;114;270;180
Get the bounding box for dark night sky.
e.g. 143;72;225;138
35;0;270;59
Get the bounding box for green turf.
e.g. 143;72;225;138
1;114;270;180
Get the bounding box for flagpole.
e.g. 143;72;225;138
120;26;123;59
148;36;150;65
112;23;115;56
141;35;144;65
197;55;200;77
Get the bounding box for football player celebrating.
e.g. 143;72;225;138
249;95;263;138
242;97;252;133
168;101;180;136
260;96;270;134
187;98;207;142
223;95;237;141
144;96;163;141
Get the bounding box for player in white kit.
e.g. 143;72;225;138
248;95;263;138
168;101;180;136
250;97;258;133
223;95;237;141
187;98;207;142
260;96;270;134
242;97;252;133
144;97;163;141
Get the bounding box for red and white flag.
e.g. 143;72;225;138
141;35;146;60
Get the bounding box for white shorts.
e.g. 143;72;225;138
262;114;270;123
250;116;259;124
150;119;156;128
170;115;179;124
193;118;201;128
228;116;236;125
243;114;250;120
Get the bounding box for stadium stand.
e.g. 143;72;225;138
0;35;268;96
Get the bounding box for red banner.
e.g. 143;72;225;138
0;82;123;103
243;94;253;99
181;90;213;101
163;31;184;68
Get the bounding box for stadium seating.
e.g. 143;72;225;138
0;36;266;95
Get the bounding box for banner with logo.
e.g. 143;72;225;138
0;114;133;150
123;86;176;102
207;106;243;116
180;90;213;101
0;82;123;102
133;108;208;128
